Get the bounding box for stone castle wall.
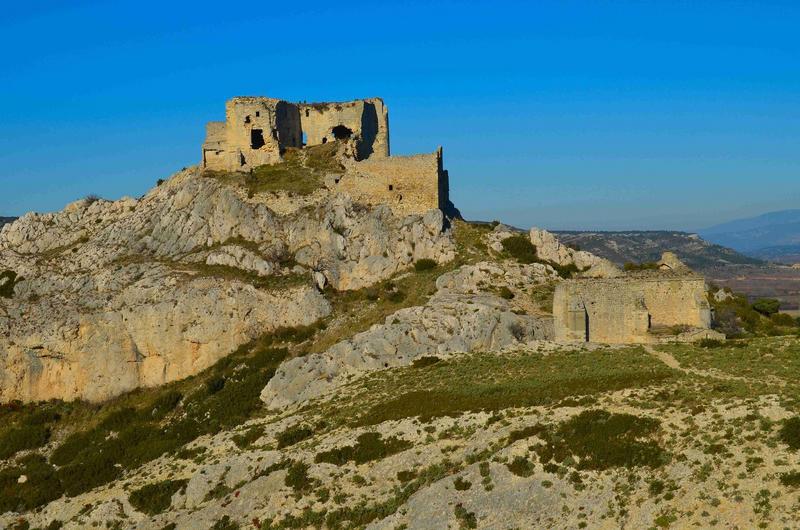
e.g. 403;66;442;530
553;276;712;343
202;97;388;172
299;99;389;160
201;96;447;217
203;97;304;171
338;148;446;216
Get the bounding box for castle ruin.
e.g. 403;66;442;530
202;96;448;216
553;253;721;344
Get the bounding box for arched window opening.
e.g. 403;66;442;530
332;125;353;140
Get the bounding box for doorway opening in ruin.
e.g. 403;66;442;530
583;310;590;341
322;137;327;144
250;129;265;149
332;125;353;140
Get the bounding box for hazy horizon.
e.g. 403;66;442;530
1;0;798;231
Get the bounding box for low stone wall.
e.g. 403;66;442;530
554;276;712;343
338;149;445;216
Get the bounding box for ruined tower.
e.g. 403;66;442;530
202;97;389;172
200;96;451;217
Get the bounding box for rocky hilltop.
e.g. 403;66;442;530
0;164;453;403
3;102;799;530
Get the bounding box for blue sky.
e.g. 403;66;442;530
1;0;798;230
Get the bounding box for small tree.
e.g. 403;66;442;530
752;298;781;316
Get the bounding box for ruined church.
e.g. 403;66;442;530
201;96;449;216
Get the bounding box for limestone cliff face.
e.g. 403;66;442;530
0;166;454;402
262;261;557;409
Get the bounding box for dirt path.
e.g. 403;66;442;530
643;344;748;382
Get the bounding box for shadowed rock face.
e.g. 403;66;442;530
0;166;454;403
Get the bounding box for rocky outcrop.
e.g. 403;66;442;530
261;261;556;409
529;227;621;278
0;166;454;402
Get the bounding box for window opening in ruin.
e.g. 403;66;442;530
302;132;307;146
255;111;260;117
245;116;251;124
250;129;265;149
239;153;246;166
332;125;353;140
305;109;310;117
272;128;279;140
388;185;393;191
322;137;327;144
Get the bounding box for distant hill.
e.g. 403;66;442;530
0;217;15;229
699;209;800;263
553;230;763;271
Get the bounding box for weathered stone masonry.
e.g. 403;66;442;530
201;96;446;216
553;273;713;344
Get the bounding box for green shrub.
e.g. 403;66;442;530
779;471;800;487
386;289;407;303
453;476;472;490
413;259;438;272
506;456;535;477
128;479;187;515
411;356;442;368
752;298;781;316
0;270;20;299
623;262;659;271
550;262;582;279
534;410;666;470
149;390;183;419
210;515;240;530
779;417;800;450
232;425;265;449
498;286;514;299
0;454;63;513
501;235;537;264
276;424;314;449
454;503;478;529
649;479;666;496
698;338;723;348
315;432;411;466
771;312;797;327
397;470;416;482
205;376;226;394
285;461;315;495
0;424;50;460
507;424;546;444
